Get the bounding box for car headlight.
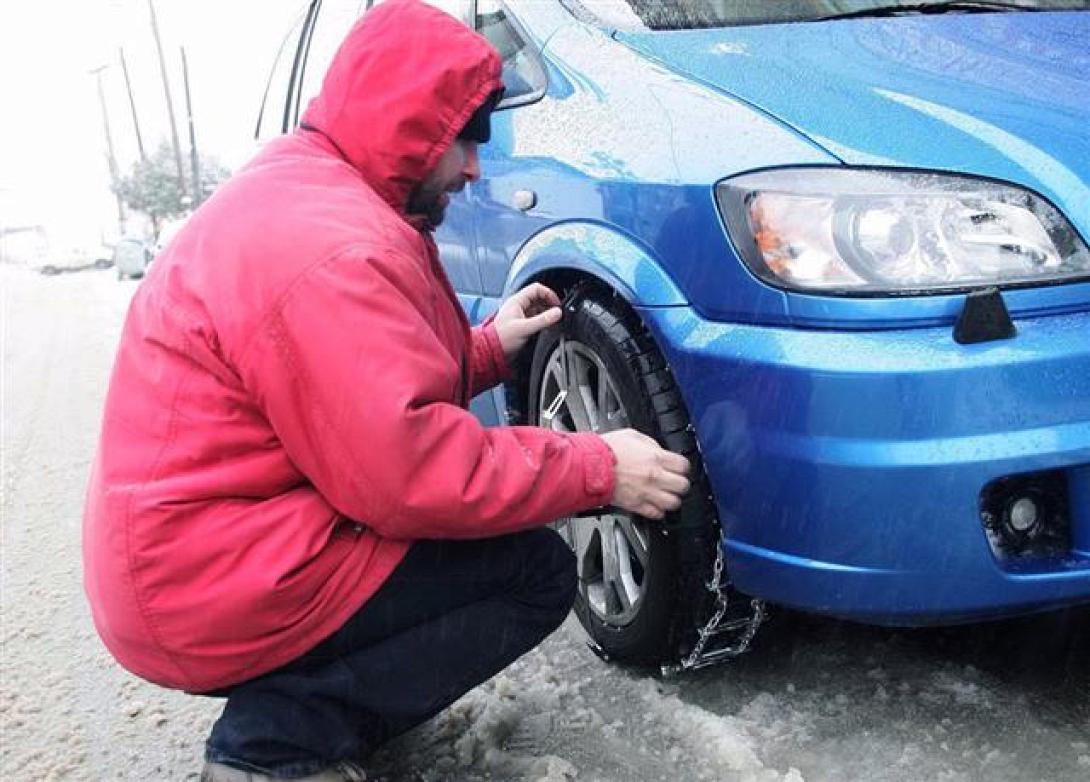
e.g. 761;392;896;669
717;168;1090;294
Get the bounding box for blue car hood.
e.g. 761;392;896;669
617;12;1090;240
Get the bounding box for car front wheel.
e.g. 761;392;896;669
527;290;727;665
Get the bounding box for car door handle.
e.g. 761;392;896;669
512;190;537;212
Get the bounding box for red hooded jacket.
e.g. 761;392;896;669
83;0;615;692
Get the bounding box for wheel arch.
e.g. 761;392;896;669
500;221;687;425
502;221;688;307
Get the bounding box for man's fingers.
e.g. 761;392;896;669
605;428;696;521
517;307;562;335
646;489;682;512
656;470;690;496
530;283;562;307
535;306;563;328
658;451;691;475
518;283;561;310
635;491;680;520
518;285;563;319
637;503;665;520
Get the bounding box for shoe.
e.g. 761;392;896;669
200;761;366;781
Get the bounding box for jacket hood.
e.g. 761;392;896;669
301;0;503;214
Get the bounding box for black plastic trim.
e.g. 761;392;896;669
953;287;1016;344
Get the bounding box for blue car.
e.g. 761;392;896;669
260;0;1090;671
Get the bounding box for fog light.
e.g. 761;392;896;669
1001;496;1042;543
981;471;1071;560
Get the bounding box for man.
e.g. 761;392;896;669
82;1;690;779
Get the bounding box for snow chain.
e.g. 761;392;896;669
661;526;766;677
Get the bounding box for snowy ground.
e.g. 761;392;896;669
1;263;1087;781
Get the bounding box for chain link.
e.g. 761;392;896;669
662;526;766;676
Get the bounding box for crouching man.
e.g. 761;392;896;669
83;1;689;779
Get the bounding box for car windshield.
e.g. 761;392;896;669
565;0;1090;30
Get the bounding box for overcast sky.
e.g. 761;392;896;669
0;0;306;249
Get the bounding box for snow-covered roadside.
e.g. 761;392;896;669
368;626;806;782
1;263;1087;781
1;265;219;780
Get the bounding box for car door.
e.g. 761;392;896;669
469;0;550;306
461;1;553;425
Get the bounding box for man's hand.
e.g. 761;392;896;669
600;429;691;520
493;283;563;362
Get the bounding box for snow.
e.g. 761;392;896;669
1;263;1088;780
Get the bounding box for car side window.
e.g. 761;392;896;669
475;0;546;108
296;1;471;126
255;5;311;140
367;0;472;20
278;0;538;137
295;0;371;126
417;0;473;24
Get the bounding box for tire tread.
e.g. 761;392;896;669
554;292;721;664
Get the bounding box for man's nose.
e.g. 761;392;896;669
462;143;481;183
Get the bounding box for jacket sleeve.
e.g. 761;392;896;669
468;314;512;397
237;248;615;540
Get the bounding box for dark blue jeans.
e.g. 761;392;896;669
204;528;577;778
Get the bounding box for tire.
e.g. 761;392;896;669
527;290;722;665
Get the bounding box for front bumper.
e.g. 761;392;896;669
641;306;1090;625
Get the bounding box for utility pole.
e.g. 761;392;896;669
119;47;146;162
90;65;126;235
120;46;159;236
147;0;187;192
180;46;202;208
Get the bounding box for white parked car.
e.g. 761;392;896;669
114;238;152;280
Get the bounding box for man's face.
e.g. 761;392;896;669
407;139;481;228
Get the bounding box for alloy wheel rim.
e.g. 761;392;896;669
538;339;651;626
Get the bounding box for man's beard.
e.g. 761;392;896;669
406;185;448;229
